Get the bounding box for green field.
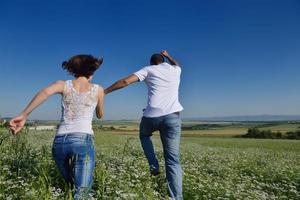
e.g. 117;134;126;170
0;122;300;199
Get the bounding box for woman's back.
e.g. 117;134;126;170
9;54;104;199
57;80;99;135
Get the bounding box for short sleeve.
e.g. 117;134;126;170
134;67;149;81
172;65;181;70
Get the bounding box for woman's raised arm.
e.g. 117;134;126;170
9;80;65;134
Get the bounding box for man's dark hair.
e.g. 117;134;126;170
62;54;103;78
150;54;164;65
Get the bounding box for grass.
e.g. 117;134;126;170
0;125;299;199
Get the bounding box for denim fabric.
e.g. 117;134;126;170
140;113;183;200
52;133;95;199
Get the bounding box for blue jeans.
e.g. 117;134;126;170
52;133;95;200
140;113;183;200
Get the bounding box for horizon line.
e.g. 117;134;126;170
2;114;300;122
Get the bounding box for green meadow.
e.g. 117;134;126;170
0;121;299;199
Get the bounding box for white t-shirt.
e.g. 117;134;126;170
134;62;183;118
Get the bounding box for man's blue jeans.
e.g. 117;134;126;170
52;133;95;200
140;113;183;200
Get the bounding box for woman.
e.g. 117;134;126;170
9;54;104;199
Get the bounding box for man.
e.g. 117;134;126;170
105;50;183;200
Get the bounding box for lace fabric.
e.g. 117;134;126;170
57;80;99;134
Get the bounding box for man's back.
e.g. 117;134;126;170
104;50;184;199
134;62;183;117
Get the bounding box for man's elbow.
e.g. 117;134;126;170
121;79;130;87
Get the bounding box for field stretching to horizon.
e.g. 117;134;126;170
0;121;299;199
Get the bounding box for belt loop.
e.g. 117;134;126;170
63;133;68;143
88;134;91;142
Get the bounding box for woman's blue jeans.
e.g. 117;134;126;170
52;133;95;199
140;113;183;200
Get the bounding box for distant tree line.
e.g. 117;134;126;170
182;124;226;130
242;128;300;140
93;125;116;131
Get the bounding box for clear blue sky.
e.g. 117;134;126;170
0;0;299;120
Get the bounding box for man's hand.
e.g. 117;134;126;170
161;50;170;58
161;50;180;66
9;114;27;135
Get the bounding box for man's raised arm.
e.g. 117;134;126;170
161;50;180;67
104;74;139;95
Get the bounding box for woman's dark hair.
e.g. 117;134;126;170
62;54;103;78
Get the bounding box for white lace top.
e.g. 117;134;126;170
57;80;99;135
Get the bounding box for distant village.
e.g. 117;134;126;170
0;116;57;131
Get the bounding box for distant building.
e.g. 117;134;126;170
29;125;57;131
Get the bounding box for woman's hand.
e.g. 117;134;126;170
8;80;65;135
9;114;27;134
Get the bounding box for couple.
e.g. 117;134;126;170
9;50;184;200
